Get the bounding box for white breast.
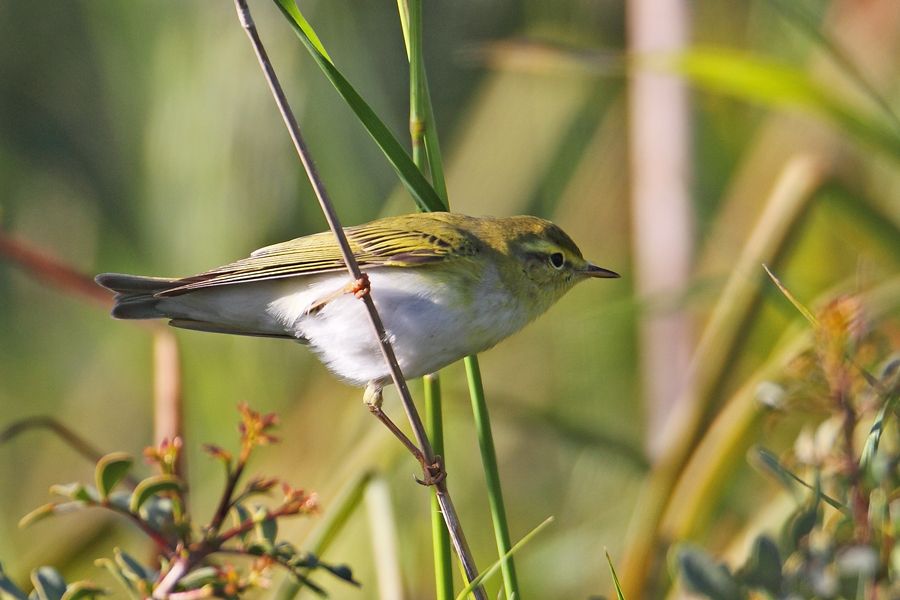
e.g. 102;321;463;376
268;265;529;386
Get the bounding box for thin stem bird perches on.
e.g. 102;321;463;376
231;1;485;597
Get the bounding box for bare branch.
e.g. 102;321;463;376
0;232;111;306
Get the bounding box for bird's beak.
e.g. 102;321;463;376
582;263;620;279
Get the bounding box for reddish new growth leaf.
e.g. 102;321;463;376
280;483;318;515
243;476;280;497
237;403;280;462
203;444;234;470
143;437;183;475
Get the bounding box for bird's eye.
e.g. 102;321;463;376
549;252;566;269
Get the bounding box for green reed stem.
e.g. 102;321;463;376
465;355;519;599
407;0;425;175
401;1;453;596
416;58;448;203
425;373;454;600
402;2;517;597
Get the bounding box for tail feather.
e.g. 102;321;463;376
96;272;297;340
95;273;180;319
169;318;296;340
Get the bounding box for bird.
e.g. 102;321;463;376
96;212;619;406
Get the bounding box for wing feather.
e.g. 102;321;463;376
158;213;479;296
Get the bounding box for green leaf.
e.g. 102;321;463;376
49;483;98;504
753;447;847;512
272;540;298;561
19;502;84;528
655;47;900;161
60;582;106;600
605;550;626;600
784;503;819;553
454;516;553;600
0;563;29;600
231;503;252;544
141;496;175;533
270;0;330;61
321;563;357;586
676;546;743;600
129;475;181;513
244;541;268;556
31;568;66;600
286;572;326;597
270;0;446;213
253;506;277;548
736;535;782;594
859;358;900;471
175;567;218;591
93;559;138;600
763;265;818;327
94;453;133;500
113;549;150;584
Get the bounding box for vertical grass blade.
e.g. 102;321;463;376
398;0;449;207
410;3;518;583
270;0;446;213
402;1;452;595
365;476;406;600
454;517;552;600
400;2;515;594
605;550;627;600
425;373;454;600
465;356;519;598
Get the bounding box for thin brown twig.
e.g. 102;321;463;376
0;229;164;336
104;502;175;553
0;416;141;488
208;504;295;548
232;1;484;596
0;231;111;306
208;460;247;538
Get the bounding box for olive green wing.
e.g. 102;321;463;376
158;214;478;296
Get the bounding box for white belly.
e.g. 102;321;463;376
159;266;530;386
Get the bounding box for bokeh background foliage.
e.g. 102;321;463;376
1;0;898;598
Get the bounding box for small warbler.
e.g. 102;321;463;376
96;212;618;402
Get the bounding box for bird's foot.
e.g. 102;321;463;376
309;274;371;315
415;455;446;487
347;273;370;299
363;382;383;410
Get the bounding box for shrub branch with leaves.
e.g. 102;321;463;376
2;404;356;600
677;276;900;600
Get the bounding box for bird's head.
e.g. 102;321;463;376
482;216;619;310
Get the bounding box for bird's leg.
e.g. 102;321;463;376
364;382;422;461
363;381;446;486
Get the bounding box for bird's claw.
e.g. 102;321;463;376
348;273;370;299
415;455;446;486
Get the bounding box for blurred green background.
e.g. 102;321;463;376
1;0;898;598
